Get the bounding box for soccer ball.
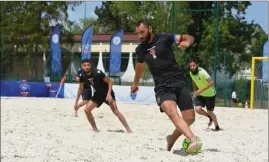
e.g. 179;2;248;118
182;137;202;154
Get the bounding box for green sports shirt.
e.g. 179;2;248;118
190;67;216;97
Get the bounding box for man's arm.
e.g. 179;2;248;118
163;33;194;47
192;80;198;92
133;46;145;85
103;76;113;95
133;62;145;85
199;80;214;93
174;34;195;48
199;69;214;93
75;83;84;102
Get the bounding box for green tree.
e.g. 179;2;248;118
70;17;101;34
0;1;81;77
250;24;268;57
94;1;129;33
93;1;266;75
173;1;266;74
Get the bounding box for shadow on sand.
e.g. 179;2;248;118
203;128;224;132
173;149;189;156
107;129;125;133
173;148;220;156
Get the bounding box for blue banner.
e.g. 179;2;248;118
81;25;93;60
0;80;64;98
262;41;268;82
50;24;62;76
109;28;124;73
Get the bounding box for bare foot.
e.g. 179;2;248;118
208;119;213;127
93;129;99;132
127;130;133;133
186;140;202;153
166;135;175;151
74;111;78;117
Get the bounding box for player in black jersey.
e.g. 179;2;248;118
74;68;92;117
130;19;202;153
78;59;132;133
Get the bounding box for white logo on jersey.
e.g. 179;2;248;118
147;46;157;59
88;78;94;85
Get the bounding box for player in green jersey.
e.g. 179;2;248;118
188;59;221;131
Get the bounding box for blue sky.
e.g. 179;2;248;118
68;1;268;34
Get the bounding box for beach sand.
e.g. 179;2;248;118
1;97;268;162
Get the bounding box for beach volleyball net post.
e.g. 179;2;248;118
250;57;268;109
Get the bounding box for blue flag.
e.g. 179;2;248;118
262;41;268;82
81;25;93;60
109;28;124;73
50;24;62;76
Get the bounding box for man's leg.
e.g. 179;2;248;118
84;100;99;132
74;100;88;117
195;96;212;126
75;89;92;116
205;96;220;131
207;110;220;130
195;106;213;127
195;106;209;117
166;109;195;151
161;100;201;153
109;100;132;133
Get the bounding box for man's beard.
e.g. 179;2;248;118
83;68;91;74
191;68;199;75
141;32;151;44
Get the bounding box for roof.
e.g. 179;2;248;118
73;33;140;43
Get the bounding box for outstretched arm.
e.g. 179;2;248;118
75;83;84;102
199;80;214;93
133;62;145;85
174;34;195;48
131;46;145;93
103;76;113;95
130;62;145;93
195;69;214;96
192;81;198;92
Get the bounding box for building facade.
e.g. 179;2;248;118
6;33;140;81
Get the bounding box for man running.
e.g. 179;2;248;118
79;59;132;133
130;19;202;153
74;68;92;117
188;59;221;131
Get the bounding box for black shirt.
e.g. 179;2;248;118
136;33;187;88
77;68;90;90
79;68;108;94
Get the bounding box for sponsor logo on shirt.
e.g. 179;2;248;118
147;46;157;59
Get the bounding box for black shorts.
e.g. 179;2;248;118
82;89;92;100
92;90;116;108
232;99;237;103
194;95;216;111
155;86;194;112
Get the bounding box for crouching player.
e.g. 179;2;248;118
78;59;132;133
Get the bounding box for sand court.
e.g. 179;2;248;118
1;97;268;162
